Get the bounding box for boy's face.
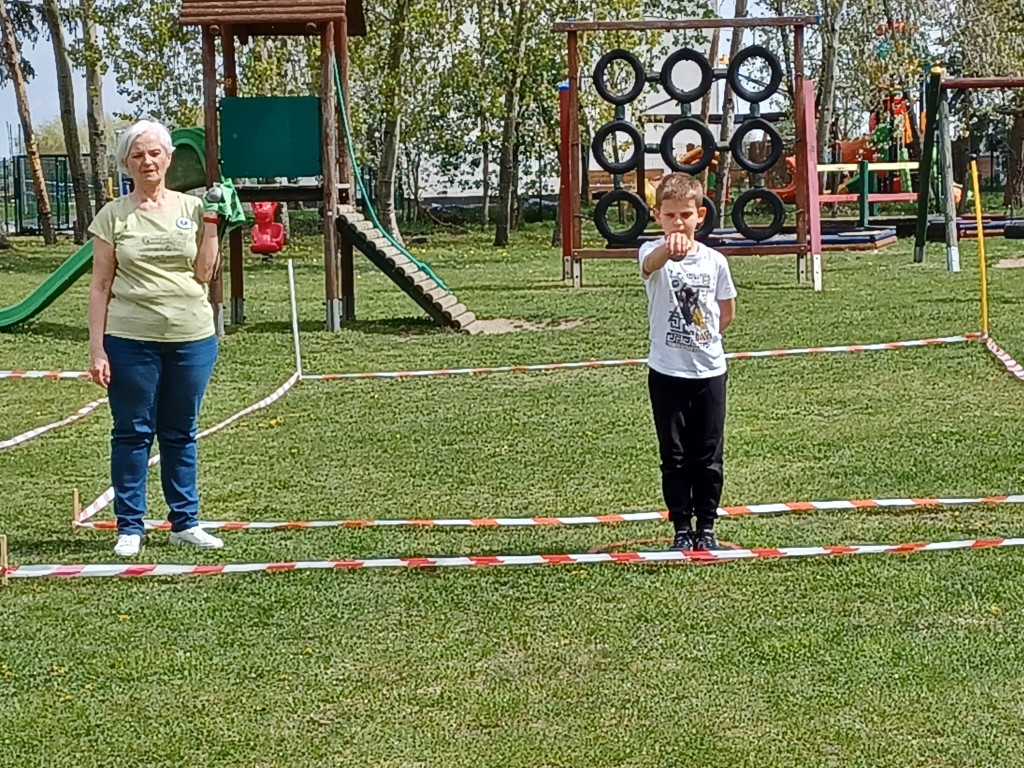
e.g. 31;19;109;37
654;195;705;240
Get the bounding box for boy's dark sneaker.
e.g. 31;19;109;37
669;529;695;551
694;530;719;551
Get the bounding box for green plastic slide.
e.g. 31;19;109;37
0;240;95;329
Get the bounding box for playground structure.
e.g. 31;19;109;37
914;69;1024;268
556;16;837;290
178;0;477;333
554;17;1024;289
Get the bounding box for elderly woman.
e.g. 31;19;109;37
87;119;223;557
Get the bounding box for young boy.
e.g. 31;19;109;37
638;173;736;552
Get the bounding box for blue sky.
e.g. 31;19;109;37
1;37;131;158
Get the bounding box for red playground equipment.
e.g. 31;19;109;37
250;201;285;255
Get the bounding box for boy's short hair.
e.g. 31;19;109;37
656;173;704;208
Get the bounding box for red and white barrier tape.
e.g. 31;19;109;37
6;536;1024;580
76;374;300;523
73;494;1024;532
301;334;980;381
0;370;90;381
1;335;980;383
984;336;1024;383
0;398;108;452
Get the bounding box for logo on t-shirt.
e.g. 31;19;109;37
666;273;712;349
176;217;193;230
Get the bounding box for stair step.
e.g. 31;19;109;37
451;311;477;330
347;220;376;234
435;294;459;311
442;303;467;321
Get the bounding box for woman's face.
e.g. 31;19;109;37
126;131;171;185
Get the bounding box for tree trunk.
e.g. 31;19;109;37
713;0;749;214
1;0;56;244
43;0;92;243
511;133;523;230
493;0;530;247
699;28;720;190
81;0;110;210
1006;112;1024;209
279;201;290;244
374;0;410;244
815;0;846;163
481;138;490;227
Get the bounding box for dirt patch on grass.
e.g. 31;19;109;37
994;257;1024;269
471;318;585;335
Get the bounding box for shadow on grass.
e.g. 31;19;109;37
236;316;455;339
0;322;89;342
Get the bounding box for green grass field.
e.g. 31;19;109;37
2;225;1024;767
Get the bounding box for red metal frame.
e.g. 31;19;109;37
557;16;822;289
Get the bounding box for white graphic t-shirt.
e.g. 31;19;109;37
638;238;737;379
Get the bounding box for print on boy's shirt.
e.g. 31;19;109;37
666;271;713;350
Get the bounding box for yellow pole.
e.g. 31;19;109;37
0;534;8;587
969;159;989;336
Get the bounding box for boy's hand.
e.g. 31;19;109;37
665;232;693;260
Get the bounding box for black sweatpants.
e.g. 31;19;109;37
648;368;726;532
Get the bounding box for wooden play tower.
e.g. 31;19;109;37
180;0;478;333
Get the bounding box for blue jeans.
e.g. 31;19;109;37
105;335;218;535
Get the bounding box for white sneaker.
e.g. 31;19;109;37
169;526;224;549
114;534;142;557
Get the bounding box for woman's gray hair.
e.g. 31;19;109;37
114;119;174;172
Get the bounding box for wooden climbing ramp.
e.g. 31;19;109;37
336;205;480;333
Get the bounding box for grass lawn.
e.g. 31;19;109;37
2;223;1024;767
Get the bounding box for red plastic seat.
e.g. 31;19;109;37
250;201;285;255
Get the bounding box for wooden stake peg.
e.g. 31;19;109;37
72;488;82;524
1;535;8;587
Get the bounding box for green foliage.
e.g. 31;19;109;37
99;0;204;127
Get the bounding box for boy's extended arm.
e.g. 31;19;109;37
641;244;671;277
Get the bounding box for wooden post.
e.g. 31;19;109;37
334;16;355;320
0;534;7;587
72;488;81;524
793;24;808;282
798;78;823;291
201;26;225;336
559;82;573;280
937;90;961;273
222;26;245;326
914;68;943;262
321;22;342;331
334;17;355;195
567;30;583;289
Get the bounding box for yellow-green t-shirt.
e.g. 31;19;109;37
88;191;215;343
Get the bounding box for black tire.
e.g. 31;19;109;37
660;118;717;174
591;120;644;175
730;118;784;173
1006;220;1024;239
594;189;650;245
696;195;718;241
731;188;785;242
660;48;714;104
593;49;646;106
727;45;783;104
